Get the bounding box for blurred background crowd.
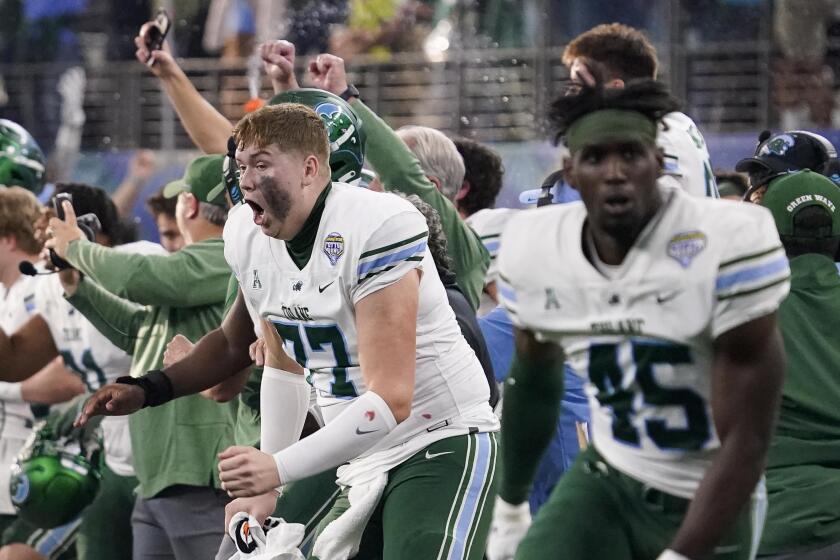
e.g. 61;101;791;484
0;0;838;243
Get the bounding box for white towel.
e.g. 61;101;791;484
311;466;388;560
226;513;306;560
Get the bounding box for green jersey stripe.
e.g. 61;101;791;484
480;233;501;240
719;245;784;271
359;231;428;259
716;274;790;301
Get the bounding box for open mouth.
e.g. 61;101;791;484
603;193;632;215
245;199;265;225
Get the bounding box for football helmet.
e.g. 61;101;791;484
0;119;46;194
9;420;103;528
269;89;366;184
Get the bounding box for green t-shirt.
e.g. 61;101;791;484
350;100;490;309
760;253;840;555
65;237;237;499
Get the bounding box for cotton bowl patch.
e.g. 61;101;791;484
324;232;344;266
667;232;707;268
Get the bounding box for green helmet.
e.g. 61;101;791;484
10;421;102;528
269;89;366;184
0;119;46;195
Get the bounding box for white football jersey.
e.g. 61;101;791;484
659;112;718;199
498;185;789;498
0;273;42;514
225;183;498;469
34;274;135;476
466;208;519;315
0;273;41;437
34;276;132;392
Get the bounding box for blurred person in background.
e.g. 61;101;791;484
757;170;840;560
111;150;157;218
562;23;719;199
735;130;840;204
774;0;840;129
0;183;135;560
0;187;86;560
452;137;513;310
329;0;434;60
145;189;184;253
43;158;239;560
714;170;750;201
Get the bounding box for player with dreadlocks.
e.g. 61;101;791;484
487;80;790;560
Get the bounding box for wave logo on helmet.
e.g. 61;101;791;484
10;473;30;505
760;134;795;157
315;103;363;169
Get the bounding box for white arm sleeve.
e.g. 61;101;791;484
273;390;397;485
0;383;24;402
259;367;310;454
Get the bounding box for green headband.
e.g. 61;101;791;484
565;109;658;152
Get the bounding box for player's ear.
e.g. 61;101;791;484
184;193;199;219
303;154;320;185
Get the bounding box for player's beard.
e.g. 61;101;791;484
258;175;292;235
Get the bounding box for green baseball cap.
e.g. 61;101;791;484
761;169;840;237
163;155;226;207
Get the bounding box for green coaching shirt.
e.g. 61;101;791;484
760;253;840;556
64;237;237;499
350;100;490;309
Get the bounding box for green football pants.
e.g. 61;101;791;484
312;431;498;560
76;465;137;560
516;446;761;560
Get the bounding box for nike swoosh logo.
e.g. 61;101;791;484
425;450;454;460
318;280;335;293
355;427;379;435
656;291;680;304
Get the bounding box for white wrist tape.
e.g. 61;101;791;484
493;496;531;522
657;550;692;560
273;390;397;485
0;383;24;402
260;367;310;454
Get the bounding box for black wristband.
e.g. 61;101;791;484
115;370;174;408
339;84;360;101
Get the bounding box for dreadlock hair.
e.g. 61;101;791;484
548;79;682;145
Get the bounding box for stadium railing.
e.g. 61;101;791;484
0;41;773;150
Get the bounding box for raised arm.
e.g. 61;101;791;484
668;312;784;558
308;54;490;308
134;22;232;153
